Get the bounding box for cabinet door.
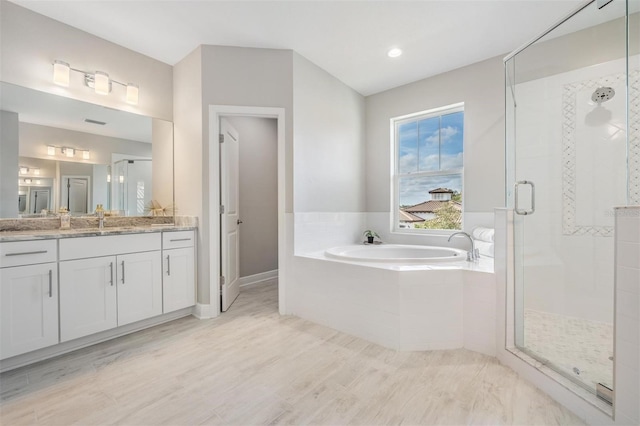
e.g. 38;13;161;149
163;247;195;313
59;256;117;342
1;263;59;359
117;251;162;326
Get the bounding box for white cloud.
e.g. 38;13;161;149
423;126;459;146
440;152;463;169
418;154;439;171
440;126;459;143
399;153;417;173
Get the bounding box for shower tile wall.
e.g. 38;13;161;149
614;206;640;425
293;212;367;254
515;55;638;324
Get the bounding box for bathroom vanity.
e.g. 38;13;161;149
0;225;196;369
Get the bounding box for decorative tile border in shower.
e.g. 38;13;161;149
562;69;640;237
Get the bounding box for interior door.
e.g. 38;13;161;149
30;189;50;213
220;118;240;311
65;177;89;214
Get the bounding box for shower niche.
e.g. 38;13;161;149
505;0;638;409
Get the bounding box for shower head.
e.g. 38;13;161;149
591;87;615;104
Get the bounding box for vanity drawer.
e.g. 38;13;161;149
0;240;57;268
163;230;195;250
60;233;161;261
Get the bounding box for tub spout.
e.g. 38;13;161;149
447;232;478;261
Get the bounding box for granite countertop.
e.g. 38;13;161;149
0;225;197;242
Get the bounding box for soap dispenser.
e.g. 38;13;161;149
59;207;71;229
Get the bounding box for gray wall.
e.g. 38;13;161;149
151;119;174;209
225;116;278;278
174;46;293;305
0;0;173;121
293;53;366;212
365;55;505;214
0;111;19;217
173;46;203;300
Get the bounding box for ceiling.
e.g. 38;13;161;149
11;0;584;96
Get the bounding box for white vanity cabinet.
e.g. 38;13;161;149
59;233;162;342
59;256;117;341
162;230;196;313
0;240;59;359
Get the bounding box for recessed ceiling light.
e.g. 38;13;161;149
387;48;402;58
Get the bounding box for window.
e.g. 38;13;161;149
393;103;464;231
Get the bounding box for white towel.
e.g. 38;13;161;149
475;240;494;258
472;226;494;243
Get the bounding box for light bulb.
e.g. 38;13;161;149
387;48;402;58
53;60;70;86
82;150;90;160
94;71;110;95
126;83;139;105
34;169;40;176
64;148;75;158
47;146;56;156
19;167;28;175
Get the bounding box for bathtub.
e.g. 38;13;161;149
291;244;495;353
325;244;466;263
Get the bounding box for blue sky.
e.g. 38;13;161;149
398;111;463;206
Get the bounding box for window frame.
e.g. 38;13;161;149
391;102;465;234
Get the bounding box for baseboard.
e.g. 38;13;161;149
194;303;217;319
239;269;278;288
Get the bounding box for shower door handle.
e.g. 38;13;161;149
514;180;535;215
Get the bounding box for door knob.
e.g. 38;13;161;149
237;219;243;225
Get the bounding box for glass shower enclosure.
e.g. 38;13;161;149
505;0;638;402
112;159;153;216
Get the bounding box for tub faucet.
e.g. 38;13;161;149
448;231;479;261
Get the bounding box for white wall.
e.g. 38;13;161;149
0;110;19;217
225;116;278;279
365;55;505;217
0;0;173;121
613;206;640;426
292;52;366;213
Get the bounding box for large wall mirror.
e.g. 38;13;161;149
0;82;173;219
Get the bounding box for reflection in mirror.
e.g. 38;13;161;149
0;82;173;219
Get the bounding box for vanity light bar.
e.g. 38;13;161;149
18;167;40;176
52;60;139;105
47;145;90;160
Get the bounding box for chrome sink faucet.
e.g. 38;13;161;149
448;231;479;261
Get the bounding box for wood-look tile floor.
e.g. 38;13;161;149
0;281;584;425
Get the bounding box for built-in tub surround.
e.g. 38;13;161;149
291;249;495;355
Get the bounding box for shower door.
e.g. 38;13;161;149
506;0;633;397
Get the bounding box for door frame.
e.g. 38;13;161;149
208;106;286;316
